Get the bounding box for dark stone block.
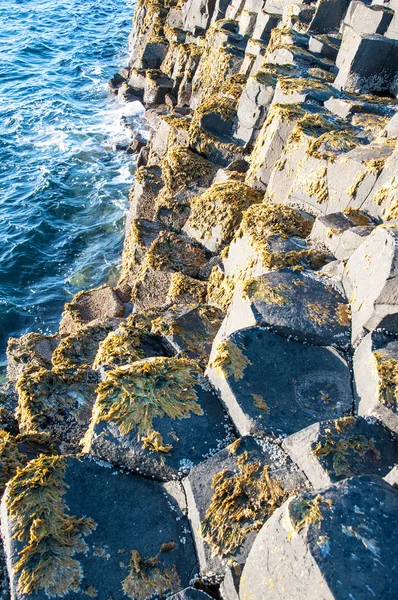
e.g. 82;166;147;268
241;475;398;600
1;455;196;599
283;416;398;488
183;436;307;581
207;327;353;438
85;357;235;480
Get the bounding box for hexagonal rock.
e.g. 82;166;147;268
334;29;398;96
220;201;327;288
240;475;398;600
84;357;235;481
283;416;398;489
206;327;353;438
170;589;212;600
16;363;98;452
217;268;351;348
354;331;398;434
343;226;398;344
6;332;60;384
183;436;307;584
59;286;125;335
245;104;305;191
151;304;224;367
1;454;196;600
93;316;167;373
131;231;209;312
309;211;375;261
183;182;263;254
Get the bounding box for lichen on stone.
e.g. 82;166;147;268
16;365;96;440
304;166;328;204
167;273;207;304
143;230;207;277
0;430;56;491
161;144;214;195
210;339;251;381
238;201;313;242
313;432;380;477
6;455;96;597
52;321;115;373
122;543;180;600
201;451;289;556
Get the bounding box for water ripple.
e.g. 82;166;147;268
0;0;141;370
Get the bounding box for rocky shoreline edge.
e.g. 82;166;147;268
0;0;398;598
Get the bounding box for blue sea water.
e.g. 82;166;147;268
0;0;142;375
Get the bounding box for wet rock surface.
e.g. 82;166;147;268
1;0;398;597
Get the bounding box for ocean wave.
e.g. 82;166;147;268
0;0;137;361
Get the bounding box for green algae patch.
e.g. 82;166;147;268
6;455;96;597
188;181;263;247
90;357;203;445
122;543;180;600
201;451;289;557
210;339;251;381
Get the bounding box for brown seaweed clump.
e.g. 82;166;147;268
89;357;203;442
312;417;381;478
201;451;289;556
210;339;251;381
6;455;96;597
122;543;180;600
188;181;263;247
0;429;56;492
289;494;333;533
374;350;398;412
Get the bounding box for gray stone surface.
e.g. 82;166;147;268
217;268;351;348
240;475;398;600
344;1;394;35
183;436;307;581
207;327;353;438
334;28;398;95
1;454;197;600
309;0;349;33
354;331;398;434
151;304;224;367
59;286;125;335
85;357;235;480
310;211;374;261
283;416;398;488
343;225;398;344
